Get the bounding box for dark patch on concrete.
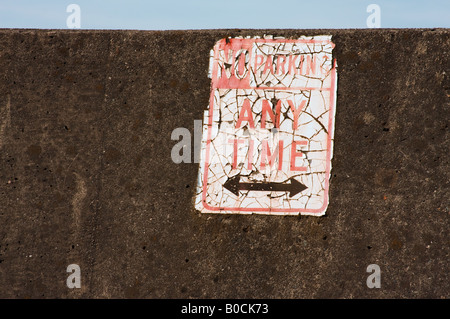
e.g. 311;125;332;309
0;29;448;299
26;144;42;160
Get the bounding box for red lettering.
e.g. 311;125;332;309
304;54;317;76
247;139;254;170
263;55;274;75
254;54;264;71
235;99;255;129
236;51;247;78
290;140;308;171
229;139;245;169
297;55;305;75
287;100;307;130
261;99;281;129
276;55;287;75
261;140;283;171
288;55;298;75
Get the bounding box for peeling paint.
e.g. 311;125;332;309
196;36;337;216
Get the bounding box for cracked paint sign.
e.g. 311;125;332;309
195;36;337;216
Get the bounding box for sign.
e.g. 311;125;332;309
195;36;337;216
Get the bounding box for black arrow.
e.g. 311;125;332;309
223;174;307;198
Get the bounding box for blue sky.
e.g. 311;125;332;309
0;0;449;30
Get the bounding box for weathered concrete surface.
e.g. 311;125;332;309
0;29;448;299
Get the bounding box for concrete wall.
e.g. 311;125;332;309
0;29;448;298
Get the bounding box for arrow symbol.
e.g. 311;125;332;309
223;174;307;198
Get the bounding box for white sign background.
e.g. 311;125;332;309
196;36;337;216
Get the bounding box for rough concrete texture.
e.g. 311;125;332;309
0;29;448;299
